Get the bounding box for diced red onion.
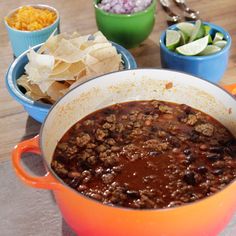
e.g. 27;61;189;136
98;0;152;14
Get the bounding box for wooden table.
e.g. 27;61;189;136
0;0;236;235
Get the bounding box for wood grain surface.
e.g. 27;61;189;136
0;0;236;235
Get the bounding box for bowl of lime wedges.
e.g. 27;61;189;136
159;20;231;83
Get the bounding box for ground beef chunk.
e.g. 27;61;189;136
51;161;68;177
102;173;115;184
83;119;94;126
76;133;91;147
95;129;108;141
159;104;173;114
194;123;214;137
100;151;119;166
102;122;116;131
182;114;198;126
96;144;108;153
122;144;141;161
57;142;68;151
144;139;169;152
106;114;116;123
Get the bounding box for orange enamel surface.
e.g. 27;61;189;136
53;180;236;236
12;135;236;236
223;83;236;95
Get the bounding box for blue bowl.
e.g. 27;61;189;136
4;4;60;57
5;42;137;123
159;22;231;83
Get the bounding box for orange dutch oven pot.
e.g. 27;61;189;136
12;69;236;236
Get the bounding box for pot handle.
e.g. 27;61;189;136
12;135;61;190
223;83;236;95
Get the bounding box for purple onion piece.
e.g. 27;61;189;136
98;0;152;14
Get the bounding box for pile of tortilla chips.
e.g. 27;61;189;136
17;31;123;103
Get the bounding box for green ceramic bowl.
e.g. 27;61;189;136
94;0;157;48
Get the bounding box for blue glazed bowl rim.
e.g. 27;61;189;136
93;0;156;18
4;4;60;34
159;21;232;60
5;41;137;111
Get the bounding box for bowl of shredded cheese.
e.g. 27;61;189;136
4;4;60;57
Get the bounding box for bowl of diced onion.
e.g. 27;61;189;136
94;0;157;48
5;31;137;123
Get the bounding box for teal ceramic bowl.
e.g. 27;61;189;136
5;42;137;123
160;22;231;83
4;4;60;57
94;0;157;49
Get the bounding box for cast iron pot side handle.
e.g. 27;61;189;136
12;135;62;190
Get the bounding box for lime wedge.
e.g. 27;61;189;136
198;45;221;56
208;34;213;44
176;22;194;37
178;30;188;45
176;35;209;56
213;32;224;42
204;25;211;35
189;20;205;42
213;40;227;48
166;30;181;50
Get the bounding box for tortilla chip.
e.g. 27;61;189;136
90;46;118;60
51;61;71;76
85;54;100;66
49;70;75;81
47;82;69;101
17;75;46;97
53;39;86;63
89;55;121;74
25;91;48;101
19;31;123;103
68;61;86;76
